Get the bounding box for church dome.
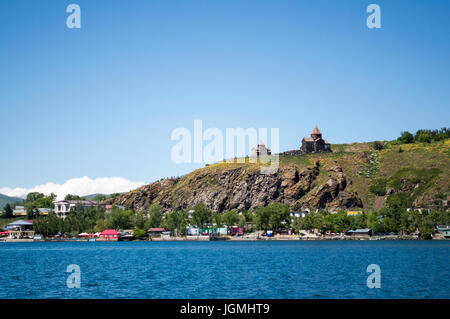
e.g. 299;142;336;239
311;126;321;135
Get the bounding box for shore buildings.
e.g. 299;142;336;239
148;228;166;237
347;228;372;237
12;206;26;217
53;200;98;219
98;229;121;241
13;206;52;217
4;220;34;239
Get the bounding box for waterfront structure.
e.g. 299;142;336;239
443;229;450;239
4;220;34;239
435;225;450;233
98;229;121;241
187;227;201;236
148;228;166;237
347;228;372;237
251;141;271;157
201;228;215;235
231;226;245;235
300;127;331;154
53;200;98;219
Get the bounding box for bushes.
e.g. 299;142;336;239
396;128;449;145
415;128;449;143
373;141;384;150
369;168;441;210
387;167;441;191
133;227;147;239
397;131;414;144
369;179;387;196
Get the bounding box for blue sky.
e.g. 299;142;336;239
0;0;449;196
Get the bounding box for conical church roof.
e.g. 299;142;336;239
311;126;321;135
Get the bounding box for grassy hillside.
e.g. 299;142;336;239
277;140;449;209
0;194;23;209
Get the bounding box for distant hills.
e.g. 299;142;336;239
82;193;123;201
0;193;23;209
82;193;107;200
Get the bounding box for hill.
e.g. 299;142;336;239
82;194;108;201
82;193;123;201
108;140;450;213
0;193;24;209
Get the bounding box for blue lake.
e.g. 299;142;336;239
0;241;449;299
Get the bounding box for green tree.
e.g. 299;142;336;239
254;206;271;231
254;203;290;231
133;227;147;239
24;192;56;217
191;203;212;228
212;212;223;230
94;219;108;233
107;208;133;230
3;203;13;218
221;210;239;228
163;210;188;236
397;131;414;144
133;212;146;229
147;203;163;228
33;212;62;237
26;207;37;220
64;194;82;200
414;129;432;143
268;203;290;230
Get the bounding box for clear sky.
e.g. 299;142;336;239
0;0;449;197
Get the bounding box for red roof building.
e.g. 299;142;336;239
99;229;121;241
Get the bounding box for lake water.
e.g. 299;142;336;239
0;241;449;299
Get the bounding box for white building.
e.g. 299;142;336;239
53;200;98;219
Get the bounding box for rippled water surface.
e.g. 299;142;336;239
0;241;449;299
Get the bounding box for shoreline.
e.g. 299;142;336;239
1;236;448;243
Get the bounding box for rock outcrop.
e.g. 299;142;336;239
108;160;363;213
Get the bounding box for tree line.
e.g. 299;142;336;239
4;194;449;239
397;128;449;144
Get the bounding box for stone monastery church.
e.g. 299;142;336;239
251;126;332;157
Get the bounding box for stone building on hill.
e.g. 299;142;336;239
251;141;271;157
300;127;331;153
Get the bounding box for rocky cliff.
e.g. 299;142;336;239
109;160;362;213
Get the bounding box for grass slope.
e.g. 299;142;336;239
0;194;23;209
